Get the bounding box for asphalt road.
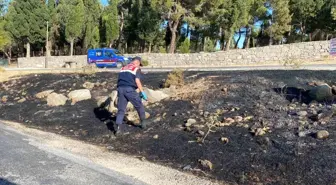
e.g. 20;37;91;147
5;63;336;72
0;122;146;185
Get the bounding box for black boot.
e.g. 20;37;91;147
114;124;126;136
139;120;148;129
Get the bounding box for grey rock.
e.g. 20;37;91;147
35;90;54;99
316;130;329;139
68;89;92;104
297;111;308;117
47;93;68;106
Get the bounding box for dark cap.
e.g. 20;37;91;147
132;56;143;66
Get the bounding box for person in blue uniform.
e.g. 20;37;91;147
114;57;148;135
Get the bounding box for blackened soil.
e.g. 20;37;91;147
1;71;336;185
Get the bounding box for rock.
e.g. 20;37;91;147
68;89;91;104
96;96;109;107
197;130;205;136
185;119;196;127
18;98;26;103
220;137;229;144
35;90;54;99
1;96;8;103
182;165;192;171
308;84;334;101
143;87;170;102
297;111;308;117
316;130;329;139
234;116;243;122
83;81;95;89
198;159;213;170
47;93;68;106
254;128;266;136
222;87;228;95
153;135;159;139
317;110;334;122
243;116;253;121
224;118;235;125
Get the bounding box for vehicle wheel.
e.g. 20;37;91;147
117;62;123;68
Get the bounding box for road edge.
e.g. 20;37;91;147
0;120;224;185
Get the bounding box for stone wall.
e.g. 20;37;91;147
18;55;87;68
17;41;330;68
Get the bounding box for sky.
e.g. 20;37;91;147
101;0;108;6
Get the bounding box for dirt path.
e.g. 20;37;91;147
1;120;223;185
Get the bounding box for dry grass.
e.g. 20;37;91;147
164;69;184;88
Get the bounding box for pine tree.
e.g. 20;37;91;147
6;0;48;57
57;0;85;56
267;0;292;44
103;0;119;48
83;0;101;50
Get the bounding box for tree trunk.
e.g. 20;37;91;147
4;47;11;65
225;32;233;51
26;43;31;58
169;21;179;53
235;30;242;49
148;42;152;53
70;39;74;56
243;26;250;49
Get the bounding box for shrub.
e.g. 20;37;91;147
164;69;184;88
141;59;149;66
178;39;190;54
159;46;167;53
204;38;215;52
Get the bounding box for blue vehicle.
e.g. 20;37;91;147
87;48;132;68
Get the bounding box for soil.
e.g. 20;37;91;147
1;71;336;185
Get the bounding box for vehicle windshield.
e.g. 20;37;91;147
113;50;123;56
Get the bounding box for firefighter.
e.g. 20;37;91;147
114;57;148;135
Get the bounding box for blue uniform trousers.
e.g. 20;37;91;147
116;86;146;125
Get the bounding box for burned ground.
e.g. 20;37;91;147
1;71;336;185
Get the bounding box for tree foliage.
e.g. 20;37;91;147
1;0;336;58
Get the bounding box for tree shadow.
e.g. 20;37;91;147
0;178;17;185
273;86;313;104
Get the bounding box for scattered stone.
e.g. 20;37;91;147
234;116;243;122
1;96;8;103
198;159;213;170
83;81;95;89
297;111;308;117
35;90;54;99
153;135;159;139
223;118;235;125
18;98;26;103
14;97;20;101
222;87;228;95
197;130;205;136
68;89;92;104
185;119;196;127
316;130;329;139
253;128;266;136
243;116;253;121
173;112;178;116
47;93;68;106
317;110;334;123
106;146;114;150
182;165;192;171
220;137;229;144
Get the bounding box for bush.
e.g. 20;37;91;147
178;39;190;54
204;38;215;52
164;69;184;88
141;59;149;66
159;46;167;53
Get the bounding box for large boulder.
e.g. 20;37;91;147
35;90;54;99
83;81;95;89
68;89;92;104
47;93;68;106
308;84;334;101
143;87;170;102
